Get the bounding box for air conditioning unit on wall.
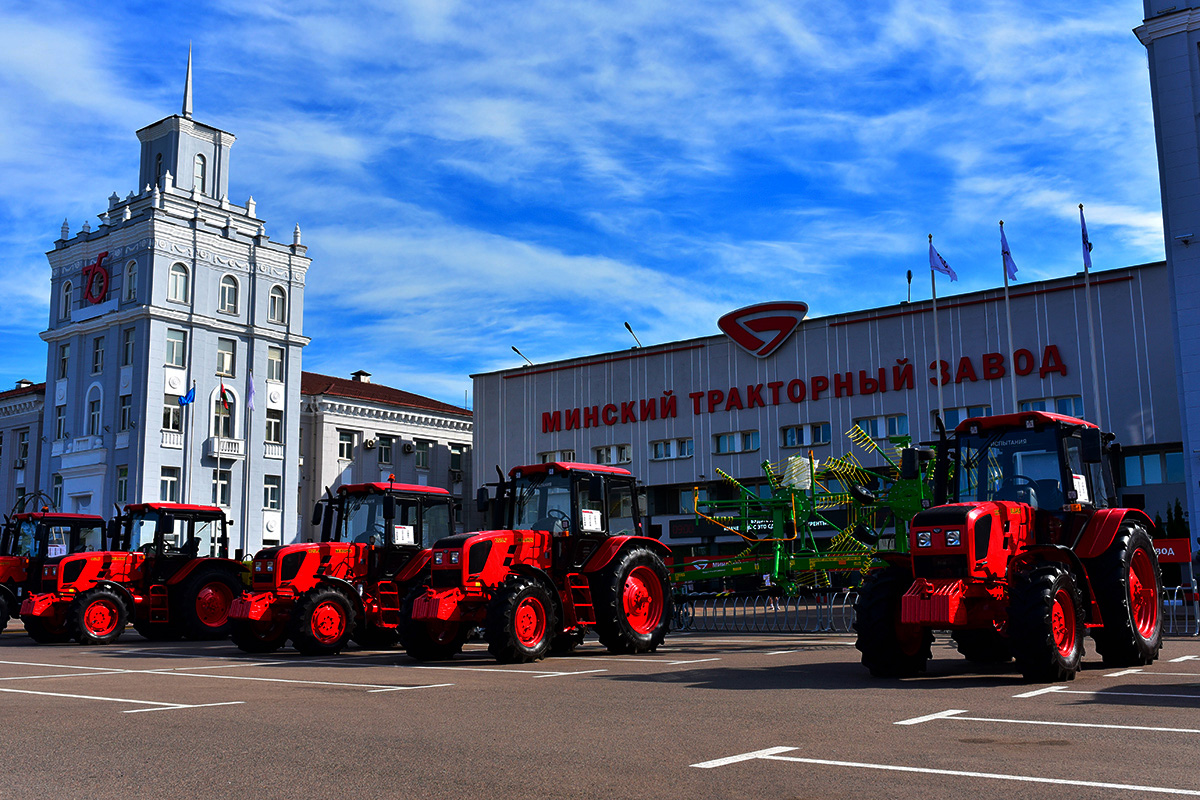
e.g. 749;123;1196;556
402;442;415;455
364;438;376;450
449;469;462;482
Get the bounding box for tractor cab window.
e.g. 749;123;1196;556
607;481;636;536
956;426;1064;510
74;525;105;553
11;521;39;558
421;501;451;546
340;493;391;545
511;471;573;534
47;526;70;557
127;513;158;551
576;481;604;535
186;519;220;557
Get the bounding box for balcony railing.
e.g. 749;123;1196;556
204;437;245;459
264;442;285;460
162;431;184;449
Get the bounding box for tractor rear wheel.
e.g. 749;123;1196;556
1008;562;1084;682
24;616;70;644
1089;523;1163;667
68;588;128;645
176;568;242;640
593;547;672;655
230;617;287;654
399;585;469;661
853;566;932;677
485;577;556;663
291;587;356;655
952;626;1012;663
0;594;10;632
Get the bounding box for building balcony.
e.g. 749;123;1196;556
264;442;285;460
162;431;184;449
204;437;245;459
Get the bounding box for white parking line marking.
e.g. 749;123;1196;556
367;683;454;693
409;665;607;678
0;687;245;714
1013;686;1065;698
1170;655;1200;663
0;671;127;682
895;709;969;726
587;656;721;666
0;659;127;672
1105;668;1143;677
896;708;1200;735
690;748;1200;796
124;702;246;714
1021;687;1200;701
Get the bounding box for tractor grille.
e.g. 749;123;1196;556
913;554;968;580
430;569;460;589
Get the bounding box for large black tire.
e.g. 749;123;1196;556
592;547;672;655
484;577;556;663
175;568;242;640
0;593;10;632
853;566;932;677
24;616;71;644
952;627;1012;663
230;616;287;654
399;585;470;661
290;587;356;656
67;588;128;645
1008;562;1084;682
1089;523;1164;667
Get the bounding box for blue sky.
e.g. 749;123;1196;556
0;1;1164;407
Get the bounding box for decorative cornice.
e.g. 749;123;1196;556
1135;8;1200;45
301;398;473;433
0;397;44;418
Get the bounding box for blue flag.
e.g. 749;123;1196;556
1001;224;1018;282
1080;204;1093;272
178;384;195;406
929;241;957;282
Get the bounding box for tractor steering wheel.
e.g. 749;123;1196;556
997;474;1038;505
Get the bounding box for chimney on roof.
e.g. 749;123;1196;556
15;379;33;390
351;370;372;383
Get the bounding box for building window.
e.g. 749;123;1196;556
650;438;693;460
91;336;104;374
124;261;137;302
216;338;236;377
17;430;29;462
415;439;431;470
377;435;393;465
155;153;163;188
218;275;239;314
54;406;66;440
1125;450;1187;486
450;443;466;472
116;466;129;503
854;414;908;440
265;409;283;444
268;286;287;324
87;397;101;436
940;405;992;431
267;346;284;382
194;154;207;194
160;467;180;503
58;344;70;380
338;431;354;461
594;444;632;465
163;395;182;431
168;263;190;303
60;281;72;321
121;328;135;367
52;475;63;509
211;468;231;507
714;431;759;454
166;329;187;368
538;449;576;463
1020;395;1085;418
213;401;234;439
782;422;831;448
118;395;132;431
263;475;282;510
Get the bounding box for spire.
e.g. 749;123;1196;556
182;43;193;119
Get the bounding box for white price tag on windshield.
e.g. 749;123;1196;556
392;524;415;545
581;508;603;533
1072;474;1090;504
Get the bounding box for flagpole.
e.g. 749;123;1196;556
929;234;945;424
1080;204;1103;427
1001;221;1018;413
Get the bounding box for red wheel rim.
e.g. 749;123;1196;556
514;596;546;647
1051;587;1076;658
195;582;234;628
1128;548;1159;639
310;600;347;644
622;566;663;635
83;598;120;637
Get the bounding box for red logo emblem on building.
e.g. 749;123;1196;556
81;251;110;305
718;301;808;358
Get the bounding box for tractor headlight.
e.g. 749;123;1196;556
266;562;274;572
917;531;932;548
433;551;444;565
450;551;461;565
945;530;961;547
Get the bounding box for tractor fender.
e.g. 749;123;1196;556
1014;544;1096;620
507;563;564;622
316;575;366;618
580;536;671;574
1075;508;1156;560
91;579;137;616
393;549;432;584
166;557;249;586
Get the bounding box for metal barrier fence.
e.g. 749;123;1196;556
673;586;1200;636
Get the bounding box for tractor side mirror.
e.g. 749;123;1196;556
1081;428;1103;464
311;502;324;526
476;486;490;513
588;474;603;499
156;513;175;535
320;503;334;541
105;518;122;548
382;495;396;521
900;447;935;481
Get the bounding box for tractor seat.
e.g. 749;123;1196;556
1035;479;1063;508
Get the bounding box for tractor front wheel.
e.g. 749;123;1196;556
593;547;672;655
1090;523;1163;667
1008;562;1084;682
24;616;70;644
176;568;242;640
485;577;556;663
0;594;10;632
853;566;932;677
399;585;470;661
68;588;128;645
291;587;356;656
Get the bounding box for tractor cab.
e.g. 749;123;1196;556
0;512;106;630
323;482;453;549
115;503;231;581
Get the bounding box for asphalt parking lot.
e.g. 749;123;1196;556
1;628;1198;800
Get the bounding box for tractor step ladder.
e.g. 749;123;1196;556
376;580;401;626
565;573;595;625
148;584;169;623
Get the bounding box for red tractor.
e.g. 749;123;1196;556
19;503;246;644
1;510;107;632
401;462;672;663
228;481;452;655
855;411;1164;682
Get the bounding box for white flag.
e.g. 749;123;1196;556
929;241;957;282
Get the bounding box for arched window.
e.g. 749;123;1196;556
268;286;287;324
124;261;137;302
194;154;207;195
212;389;236;438
218;275;239;313
168;263;190;303
86;386;103;437
155;153;163;188
60;281;72;321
